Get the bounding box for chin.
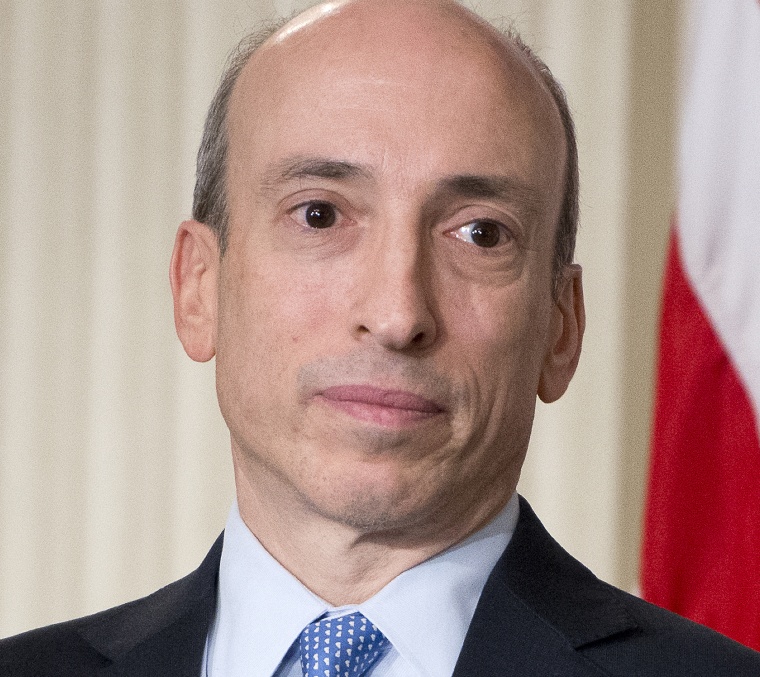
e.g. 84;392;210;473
307;476;434;535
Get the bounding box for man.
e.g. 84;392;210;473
2;0;759;675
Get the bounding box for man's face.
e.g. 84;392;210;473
203;1;580;540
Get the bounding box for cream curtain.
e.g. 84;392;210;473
0;0;679;637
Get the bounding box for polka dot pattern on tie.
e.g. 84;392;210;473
299;611;389;677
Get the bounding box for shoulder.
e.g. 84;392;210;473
582;577;760;676
483;497;760;676
0;617;106;677
0;534;222;677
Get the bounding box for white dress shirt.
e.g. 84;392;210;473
203;493;519;677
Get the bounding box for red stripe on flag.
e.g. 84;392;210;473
642;227;760;649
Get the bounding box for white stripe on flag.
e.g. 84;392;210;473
678;0;760;425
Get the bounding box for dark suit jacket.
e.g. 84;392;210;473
2;497;760;676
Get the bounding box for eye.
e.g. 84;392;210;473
452;220;506;248
300;201;337;229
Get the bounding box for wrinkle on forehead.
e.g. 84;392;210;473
227;0;567;234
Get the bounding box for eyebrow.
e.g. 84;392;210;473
259;156;544;219
260;156;372;189
431;174;544;220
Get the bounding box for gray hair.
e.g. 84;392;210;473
191;20;289;255
191;14;578;297
507;28;579;296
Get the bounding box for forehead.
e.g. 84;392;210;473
226;1;565;220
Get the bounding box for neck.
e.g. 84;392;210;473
232;459;512;606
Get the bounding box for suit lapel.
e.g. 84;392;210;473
78;534;223;677
453;497;639;676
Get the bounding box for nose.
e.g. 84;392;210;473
351;235;438;352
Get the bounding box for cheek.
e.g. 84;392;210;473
447;282;551;394
276;269;350;347
223;254;351;360
448;286;528;352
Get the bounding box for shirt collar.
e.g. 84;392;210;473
359;493;519;676
207;494;519;677
207;504;328;677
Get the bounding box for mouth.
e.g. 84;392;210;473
317;384;444;427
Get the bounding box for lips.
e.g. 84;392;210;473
318;385;444;426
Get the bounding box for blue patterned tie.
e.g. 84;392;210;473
299;611;389;677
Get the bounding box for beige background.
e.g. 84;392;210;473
0;0;679;638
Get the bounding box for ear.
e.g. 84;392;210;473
538;264;585;403
170;220;219;362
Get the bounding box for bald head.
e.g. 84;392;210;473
192;0;578;293
263;0;513;54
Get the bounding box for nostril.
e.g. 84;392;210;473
350;280;438;350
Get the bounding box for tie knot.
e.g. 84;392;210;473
299;611;389;677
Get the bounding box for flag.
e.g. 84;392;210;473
641;0;760;649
